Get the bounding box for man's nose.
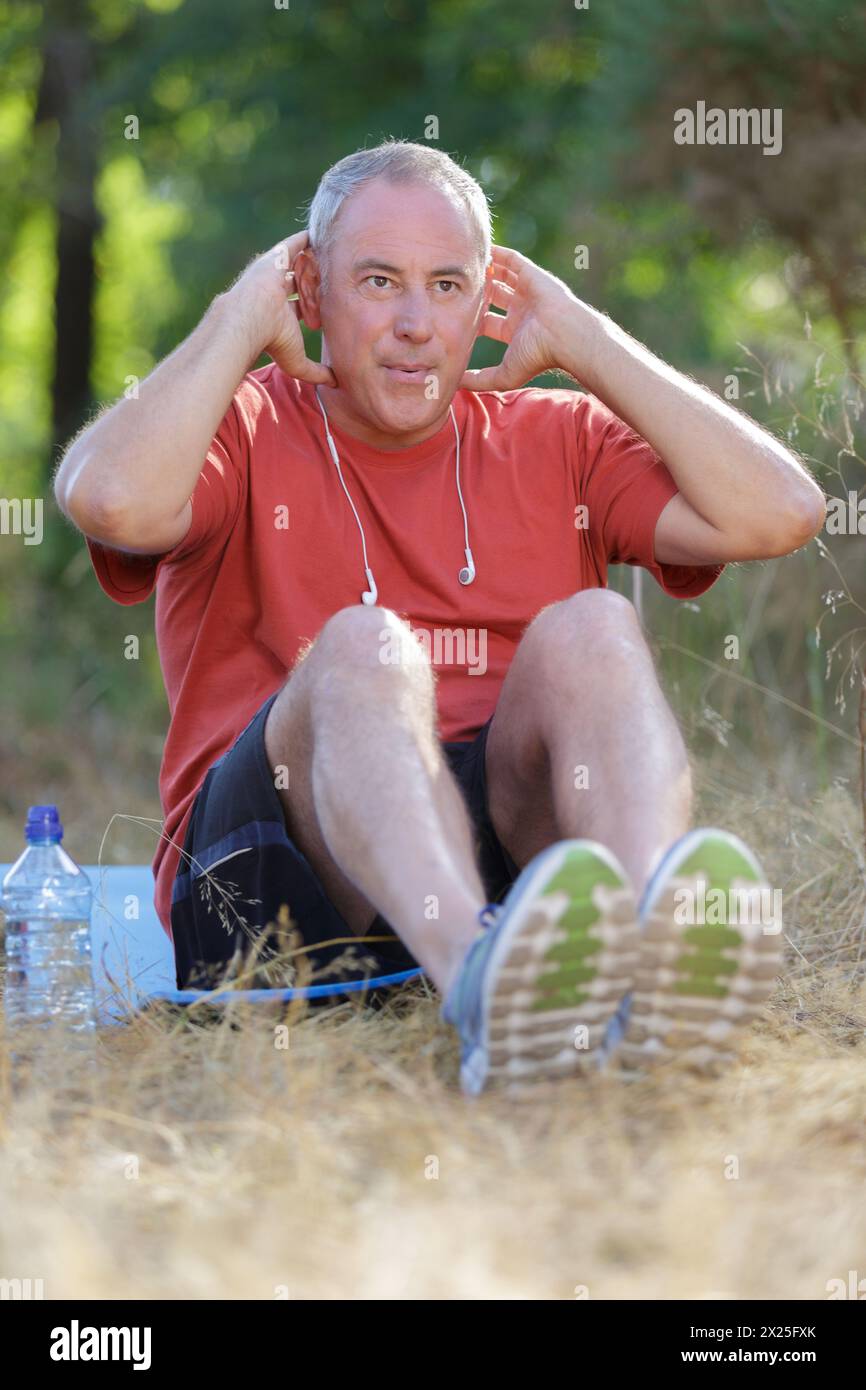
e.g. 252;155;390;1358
393;290;434;341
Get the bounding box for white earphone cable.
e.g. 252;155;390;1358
314;386;475;604
451;406;475;585
314;388;378;603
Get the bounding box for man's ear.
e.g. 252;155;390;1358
293;248;323;330
481;259;495;315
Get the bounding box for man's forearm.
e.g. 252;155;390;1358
553;299;826;543
55;292;258;539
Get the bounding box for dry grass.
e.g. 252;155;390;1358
2;756;866;1301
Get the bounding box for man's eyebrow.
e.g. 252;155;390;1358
352;257;471;278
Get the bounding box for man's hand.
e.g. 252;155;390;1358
223;231;336;387
460;243;582;392
54;230;337;554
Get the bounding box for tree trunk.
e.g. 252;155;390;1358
34;3;100;473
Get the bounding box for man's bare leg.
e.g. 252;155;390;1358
485;588;692;895
263;605;486;994
484;589;784;1075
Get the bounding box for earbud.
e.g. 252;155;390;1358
361;567;378;606
458;548;476;585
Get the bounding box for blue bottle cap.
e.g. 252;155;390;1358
25;804;64;842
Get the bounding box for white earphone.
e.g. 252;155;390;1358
315;387;476;605
362;568;378;606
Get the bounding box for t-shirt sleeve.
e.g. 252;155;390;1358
576;393;724;599
85;400;247;607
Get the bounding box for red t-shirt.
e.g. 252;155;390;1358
86;367;724;940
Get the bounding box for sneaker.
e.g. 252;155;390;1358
441;839;639;1095
613;827;784;1073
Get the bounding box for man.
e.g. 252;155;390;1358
55;140;825;1095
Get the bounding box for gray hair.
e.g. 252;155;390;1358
306;139;493;287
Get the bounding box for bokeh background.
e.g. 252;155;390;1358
1;0;865;881
1;0;866;1305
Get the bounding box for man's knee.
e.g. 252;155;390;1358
269;606;434;752
310;604;431;678
532;587;641;640
523;588;645;680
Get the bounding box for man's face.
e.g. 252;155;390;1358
301;178;492;447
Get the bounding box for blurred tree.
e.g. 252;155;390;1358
587;0;866;372
34;0;100;455
2;0;864;478
0;0;863;800
4;0;605;483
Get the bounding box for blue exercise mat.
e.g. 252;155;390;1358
0;864;423;1022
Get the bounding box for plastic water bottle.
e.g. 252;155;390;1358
1;804;96;1077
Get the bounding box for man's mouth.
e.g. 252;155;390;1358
381;363;433;383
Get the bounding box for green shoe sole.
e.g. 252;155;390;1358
619;829;783;1074
475;839;639;1091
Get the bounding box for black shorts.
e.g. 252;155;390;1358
170;690;520;994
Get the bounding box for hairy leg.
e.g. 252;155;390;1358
485;588;692;897
264;605;486;992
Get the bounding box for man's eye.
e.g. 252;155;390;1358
437;280;457;293
366;275;391;289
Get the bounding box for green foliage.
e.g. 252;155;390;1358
0;0;864;801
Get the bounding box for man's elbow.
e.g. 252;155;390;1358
55;457;131;547
761;486;826;557
786;484;826;549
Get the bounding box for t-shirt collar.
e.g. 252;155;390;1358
308;384;467;470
